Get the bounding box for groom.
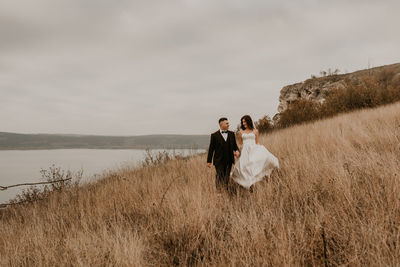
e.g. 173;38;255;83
207;117;240;191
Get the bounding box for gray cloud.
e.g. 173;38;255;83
1;0;400;135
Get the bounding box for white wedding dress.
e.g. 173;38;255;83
231;132;279;188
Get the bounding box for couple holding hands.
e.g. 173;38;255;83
207;115;279;192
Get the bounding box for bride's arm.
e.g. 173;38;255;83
237;131;243;150
255;129;260;144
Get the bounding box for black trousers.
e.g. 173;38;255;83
215;163;232;191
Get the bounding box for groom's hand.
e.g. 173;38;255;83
207;163;212;168
234;151;240;157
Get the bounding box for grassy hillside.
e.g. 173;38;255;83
0;132;209;150
1;102;400;265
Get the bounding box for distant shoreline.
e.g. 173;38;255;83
0;132;209;150
0;147;207;151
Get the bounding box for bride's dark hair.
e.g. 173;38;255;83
240;115;254;130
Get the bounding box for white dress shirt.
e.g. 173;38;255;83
220;129;228;141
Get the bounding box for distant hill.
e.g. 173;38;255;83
0;132;209;150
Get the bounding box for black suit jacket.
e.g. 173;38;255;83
207;130;239;166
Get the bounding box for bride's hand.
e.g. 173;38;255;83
234;151;240;157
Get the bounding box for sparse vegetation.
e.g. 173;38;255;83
1;102;400;266
142;149;172;167
309;68;341;83
319;68;340;77
5;165;82;207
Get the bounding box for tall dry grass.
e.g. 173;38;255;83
1;102;400;266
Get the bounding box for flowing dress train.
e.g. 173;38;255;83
231;132;279;188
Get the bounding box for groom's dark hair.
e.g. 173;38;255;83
218;117;228;123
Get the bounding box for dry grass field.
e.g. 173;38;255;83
1;102;400;266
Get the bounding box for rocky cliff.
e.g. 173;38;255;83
278;62;400;113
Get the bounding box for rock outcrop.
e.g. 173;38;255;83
278;63;400;113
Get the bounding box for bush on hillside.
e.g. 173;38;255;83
255;115;274;133
323;77;380;115
323;72;400;115
277;99;322;128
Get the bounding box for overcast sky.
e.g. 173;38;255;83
1;0;400;135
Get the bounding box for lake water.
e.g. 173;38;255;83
0;149;204;203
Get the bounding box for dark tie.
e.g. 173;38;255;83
221;131;228;133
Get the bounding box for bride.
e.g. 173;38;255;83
231;115;279;189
